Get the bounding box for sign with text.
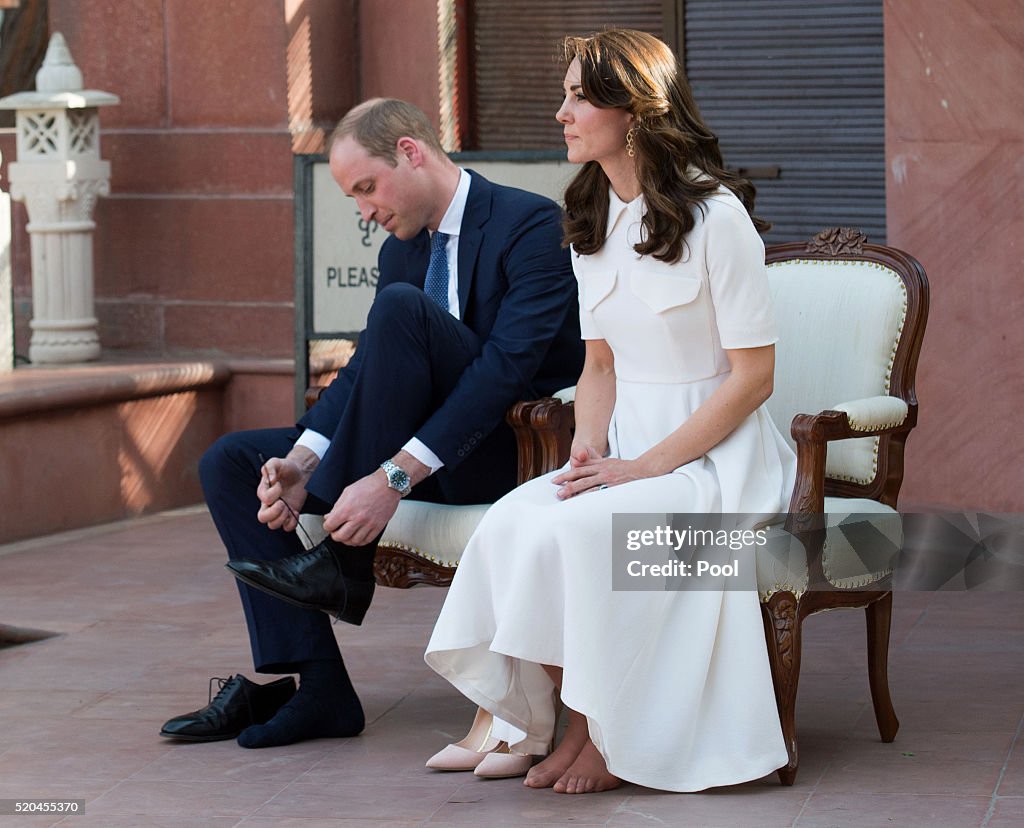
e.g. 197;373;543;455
300;154;575;337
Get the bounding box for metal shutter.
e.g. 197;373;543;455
473;1;663;150
684;0;886;243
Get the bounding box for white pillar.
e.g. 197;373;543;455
0;33;118;364
0;156;11;371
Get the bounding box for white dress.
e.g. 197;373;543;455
425;186;796;792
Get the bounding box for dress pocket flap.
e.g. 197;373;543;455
580;269;617;311
631;271;702;313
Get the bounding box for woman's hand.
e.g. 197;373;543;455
567;443;602;468
552;448;655;499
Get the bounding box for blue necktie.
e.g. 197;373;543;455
424;231;450;312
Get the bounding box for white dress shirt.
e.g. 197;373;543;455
295;169;472;476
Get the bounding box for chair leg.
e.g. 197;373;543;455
762;592;802;786
865;591;899;743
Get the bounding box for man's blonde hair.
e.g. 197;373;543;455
329;98;445;165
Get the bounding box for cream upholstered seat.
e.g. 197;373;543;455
298;396;575;588
303;227;928;786
755;501;902;601
301;501;488;583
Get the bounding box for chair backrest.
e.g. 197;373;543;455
764;228;929;504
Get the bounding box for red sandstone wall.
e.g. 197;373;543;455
359;0;441;126
885;0;1024;510
0;384;225;542
48;1;295;360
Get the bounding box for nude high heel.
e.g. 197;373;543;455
425;707;501;771
475;691;563;779
473;741;536;778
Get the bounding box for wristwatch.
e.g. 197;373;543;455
380;459;412;498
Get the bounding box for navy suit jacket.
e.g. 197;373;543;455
297;170;584;476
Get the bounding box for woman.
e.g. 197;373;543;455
425;28;795;794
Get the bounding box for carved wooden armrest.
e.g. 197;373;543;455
786;401;916;529
784;405;912;592
507;397;576;485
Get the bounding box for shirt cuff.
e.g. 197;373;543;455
295;429;331;460
403;438;444;474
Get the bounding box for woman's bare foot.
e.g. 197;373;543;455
524;710;587;788
553;739;621;794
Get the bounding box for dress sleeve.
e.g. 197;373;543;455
703;199;779;349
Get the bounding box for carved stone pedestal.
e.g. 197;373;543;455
0;32;118;364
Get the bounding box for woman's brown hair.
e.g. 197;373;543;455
561;29;768;263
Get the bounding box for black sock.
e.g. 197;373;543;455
236;658;365;748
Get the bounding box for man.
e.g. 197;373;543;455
159;98;583;748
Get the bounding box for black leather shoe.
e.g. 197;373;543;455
225;541;375;626
160;674;296;742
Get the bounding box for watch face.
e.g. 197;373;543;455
383;461;410;493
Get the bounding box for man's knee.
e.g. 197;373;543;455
366;283;431;332
199;433;242;498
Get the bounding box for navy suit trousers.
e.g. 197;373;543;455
201;284;519;673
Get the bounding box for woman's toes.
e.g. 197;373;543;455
525;758;571;788
551;741;621;794
523;737;584;789
523;769;552;788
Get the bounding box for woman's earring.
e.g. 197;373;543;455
626;128;636;158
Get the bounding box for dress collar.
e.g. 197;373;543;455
607;186;645;237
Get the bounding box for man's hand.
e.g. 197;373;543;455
256;446;319;532
322;451;431;546
322;470;402;546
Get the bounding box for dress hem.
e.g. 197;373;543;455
604;749;789;794
427;646;788;793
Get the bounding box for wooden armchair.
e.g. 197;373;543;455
302;227;928;787
499;228;928;786
757;228;928;783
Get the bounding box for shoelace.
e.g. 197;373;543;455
206;675;256;724
256;452;315;546
207;675;238;706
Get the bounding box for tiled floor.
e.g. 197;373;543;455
0;507;1021;827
